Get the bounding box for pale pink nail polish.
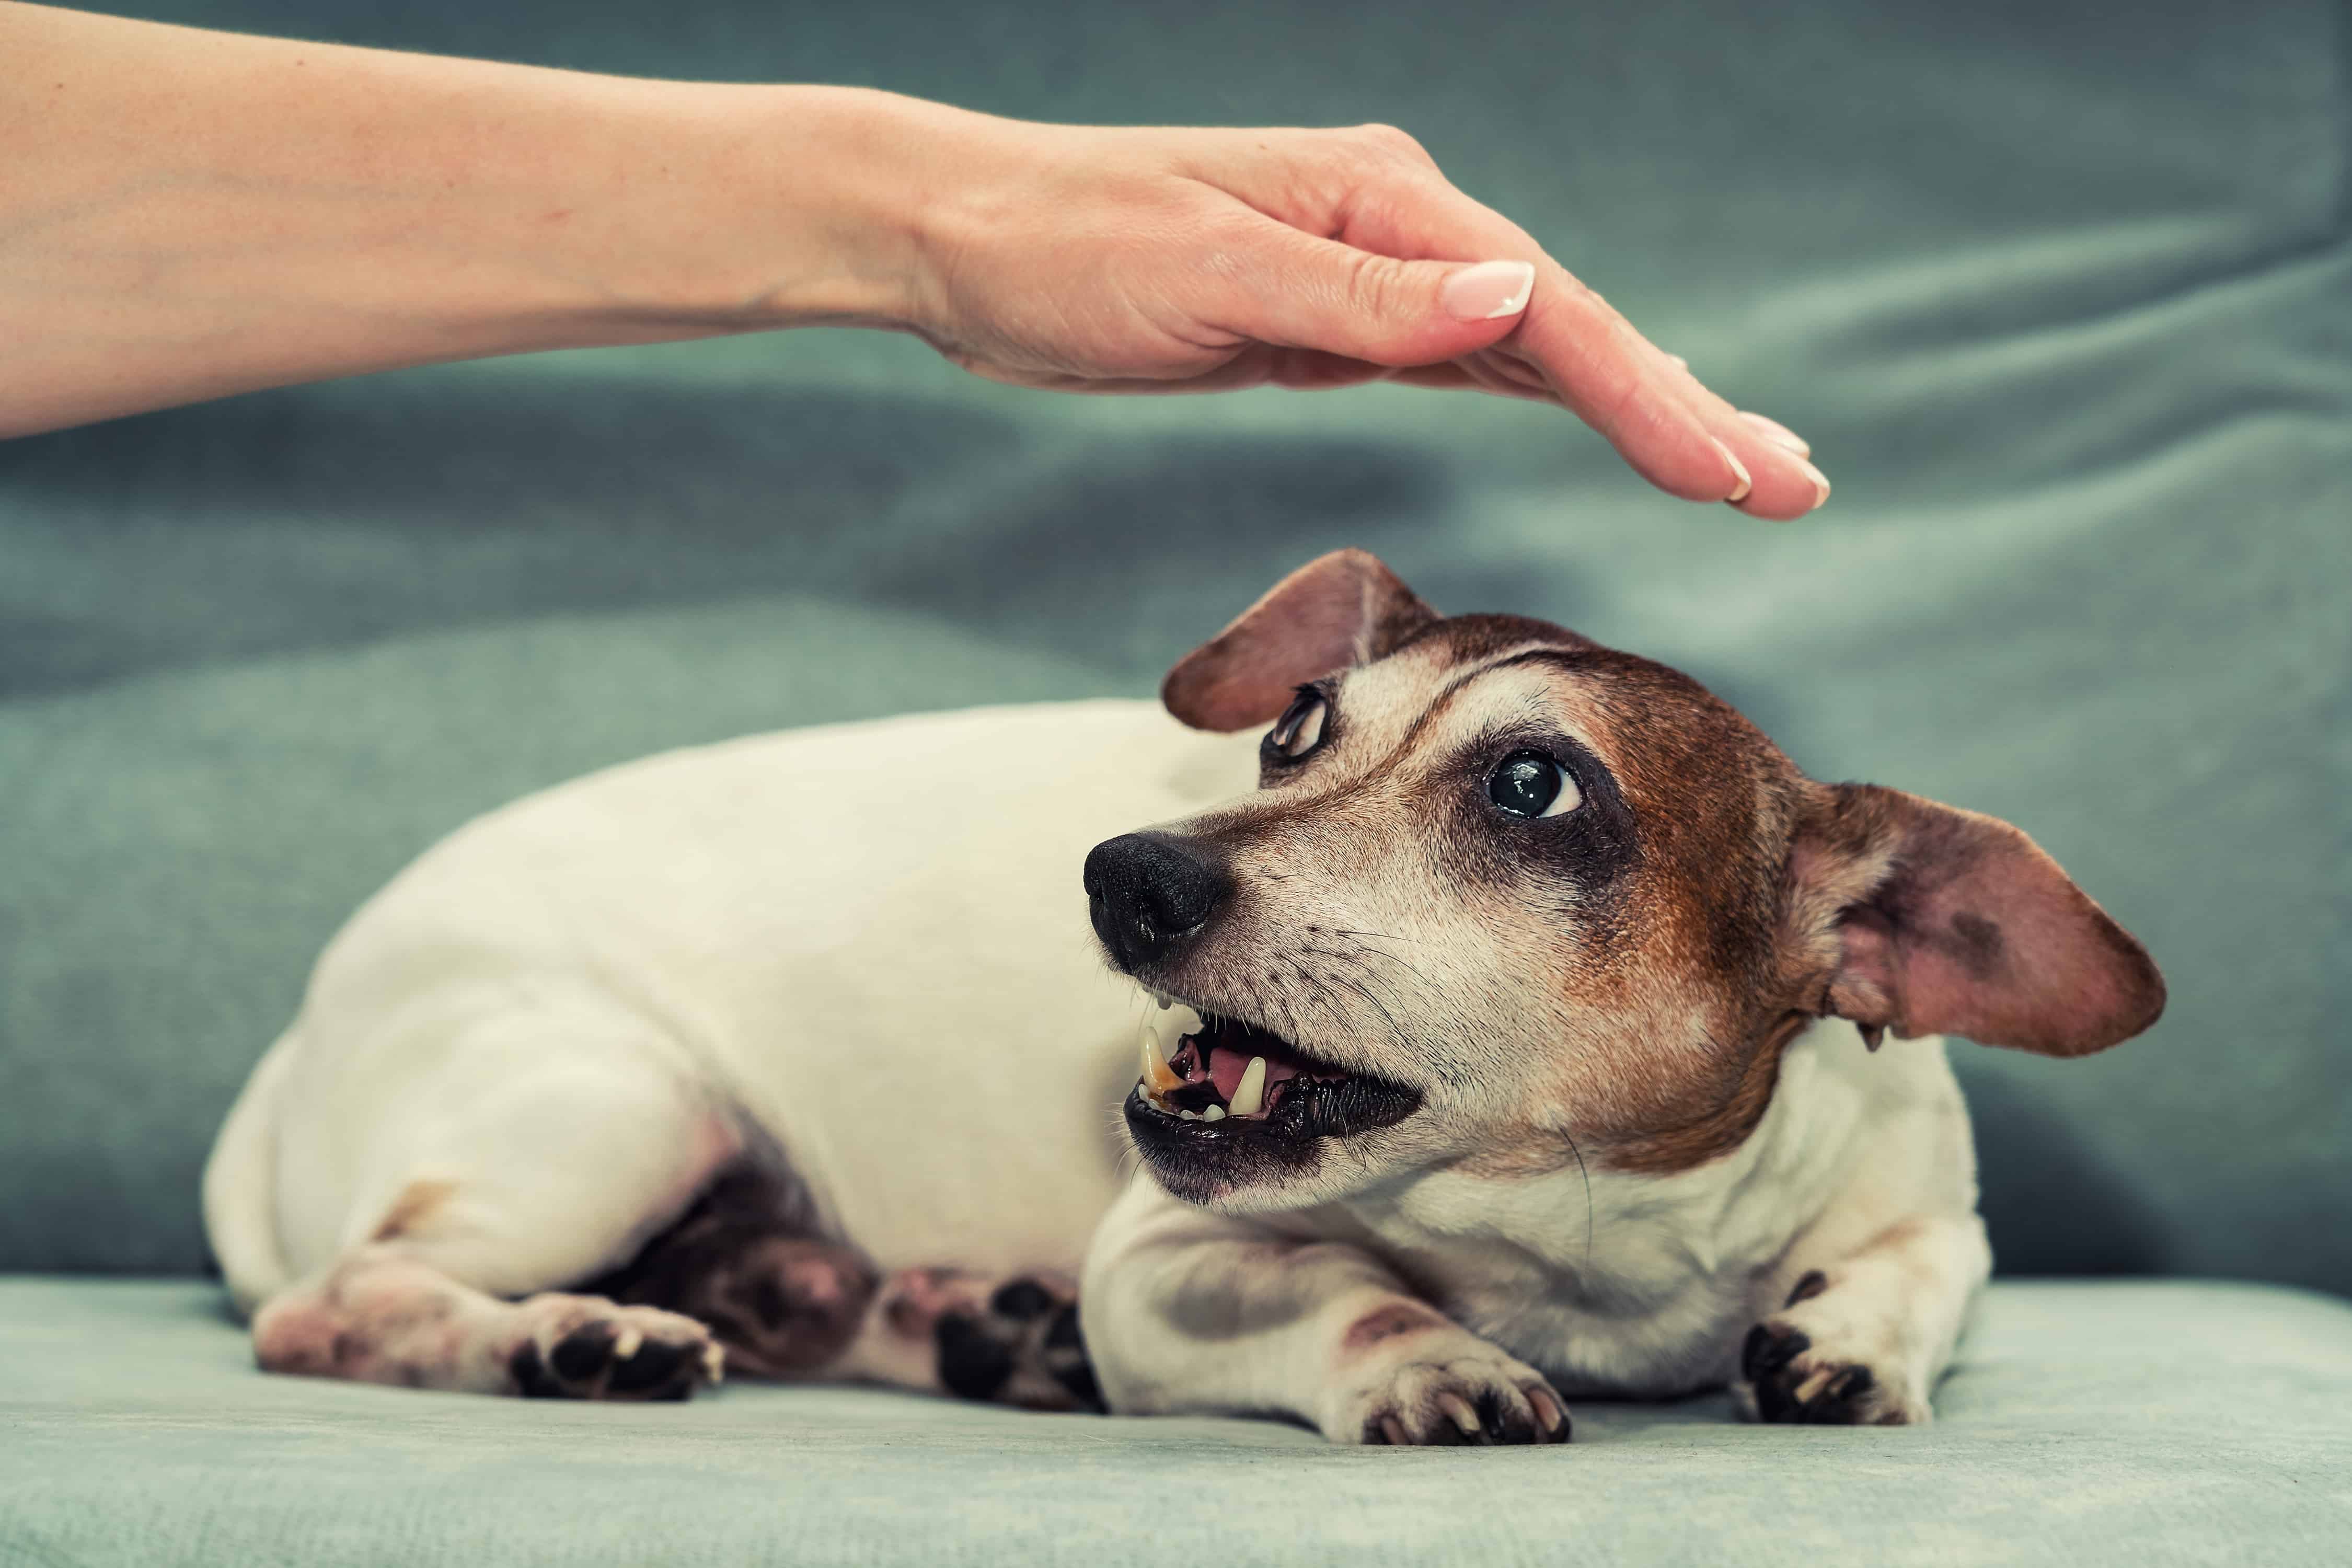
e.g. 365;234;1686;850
1711;438;1752;503
1798;457;1831;510
1440;260;1537;322
1737;410;1812;458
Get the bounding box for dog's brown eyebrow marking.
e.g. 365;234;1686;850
1341;1301;1446;1351
1355;640;1597;782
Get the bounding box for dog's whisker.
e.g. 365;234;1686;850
1563;1131;1594;1266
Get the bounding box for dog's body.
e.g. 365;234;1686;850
206;551;2161;1440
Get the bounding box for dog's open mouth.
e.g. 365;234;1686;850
1129;1002;1421;1143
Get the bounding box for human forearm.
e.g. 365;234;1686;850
3;4;1827;513
0;3;919;435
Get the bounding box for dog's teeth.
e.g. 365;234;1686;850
1228;1056;1269;1119
1202;1104;1225;1122
1179;1109;1200;1121
1140;1026;1183;1095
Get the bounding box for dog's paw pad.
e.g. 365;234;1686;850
1741;1317;1901;1425
509;1297;722;1402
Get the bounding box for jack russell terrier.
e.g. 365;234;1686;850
203;549;2164;1443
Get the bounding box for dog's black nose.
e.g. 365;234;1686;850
1082;833;1228;971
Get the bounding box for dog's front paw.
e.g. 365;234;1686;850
1737;1272;1929;1426
506;1295;724;1402
1324;1311;1571;1446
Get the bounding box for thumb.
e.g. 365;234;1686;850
1201;221;1536;367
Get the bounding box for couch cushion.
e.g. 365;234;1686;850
3;1277;2346;1567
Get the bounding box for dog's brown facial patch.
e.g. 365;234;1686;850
1342;1301;1447;1351
1138;616;1816;1189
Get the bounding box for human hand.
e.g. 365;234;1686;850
882;108;1827;518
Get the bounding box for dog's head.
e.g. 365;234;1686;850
1086;549;2165;1210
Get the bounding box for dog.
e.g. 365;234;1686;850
202;548;2164;1442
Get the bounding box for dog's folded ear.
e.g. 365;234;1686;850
1783;782;2165;1057
1162;550;1437;731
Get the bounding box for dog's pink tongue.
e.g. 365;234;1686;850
1205;1043;1304;1102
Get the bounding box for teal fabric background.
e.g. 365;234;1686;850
1;0;2347;1310
6;1277;2350;1566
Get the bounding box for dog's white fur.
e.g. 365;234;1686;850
208;700;1213;1308
207;682;1992;1436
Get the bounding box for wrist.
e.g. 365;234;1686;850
613;83;938;338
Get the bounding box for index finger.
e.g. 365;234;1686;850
1306;162;1824;514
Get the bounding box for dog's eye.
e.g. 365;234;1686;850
1265;690;1329;763
1486;751;1579;818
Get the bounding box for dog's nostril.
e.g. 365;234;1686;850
1083;833;1228;968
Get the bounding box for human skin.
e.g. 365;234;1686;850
0;2;1827;516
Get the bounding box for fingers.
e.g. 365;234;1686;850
1188;129;1828;516
1634;340;1830;519
1499;276;1758;504
1186;213;1541;371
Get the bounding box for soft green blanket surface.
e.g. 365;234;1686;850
4;1277;2350;1567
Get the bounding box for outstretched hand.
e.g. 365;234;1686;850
890;115;1827;517
0;2;1824;514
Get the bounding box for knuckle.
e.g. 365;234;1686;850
1336;249;1413;319
1351;121;1430;162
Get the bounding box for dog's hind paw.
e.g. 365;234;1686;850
505;1295;724;1402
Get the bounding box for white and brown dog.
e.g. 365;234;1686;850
203;549;2164;1443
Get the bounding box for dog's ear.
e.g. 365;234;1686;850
1783;782;2165;1057
1162;550;1437;732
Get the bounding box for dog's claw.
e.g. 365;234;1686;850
1527;1386;1572;1443
1438;1391;1483;1442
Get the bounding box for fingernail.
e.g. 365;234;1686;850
1737;410;1811;458
1440;259;1537;321
1711;437;1752;503
1797;457;1831;510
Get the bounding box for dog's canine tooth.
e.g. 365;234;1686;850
1140;1027;1183;1095
1202;1104;1226;1122
1228;1056;1269;1119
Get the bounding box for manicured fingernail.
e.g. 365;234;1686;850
1711;437;1752;503
1797;457;1831;510
1440;260;1537;321
1737;410;1811;458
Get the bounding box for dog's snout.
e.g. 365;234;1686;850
1082;833;1228;972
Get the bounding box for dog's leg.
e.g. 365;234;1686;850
1081;1183;1571;1445
820;1264;1101;1412
249;1009;743;1399
252;1244;724;1399
1738;1212;1991;1425
579;1168;1098;1411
